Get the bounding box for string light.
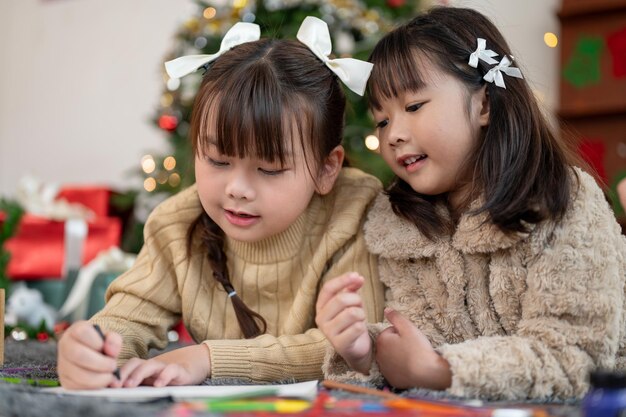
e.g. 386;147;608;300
544;32;558;48
144;177;157;192
141;155;156;174
203;7;217;19
169;173;182;187
163;156;177;171
365;135;380;151
156;171;169;185
160;93;174;108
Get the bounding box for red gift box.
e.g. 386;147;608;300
1;187;121;280
57;186;110;217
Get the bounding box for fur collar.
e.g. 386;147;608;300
364;193;530;260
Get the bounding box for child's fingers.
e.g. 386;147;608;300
118;358;149;386
320;307;367;345
316;273;364;311
383;308;412;335
58;330;118;375
123;359;166;388
153;363;186;387
329;305;367;336
316;292;364;330
66;321;105;351
58;360;117;390
103;331;122;359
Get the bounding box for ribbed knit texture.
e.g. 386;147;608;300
91;168;385;382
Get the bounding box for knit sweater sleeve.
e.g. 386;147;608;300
439;171;626;400
90;189;197;361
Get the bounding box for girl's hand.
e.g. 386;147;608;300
315;272;372;374
57;320;122;390
376;308;452;390
118;344;211;388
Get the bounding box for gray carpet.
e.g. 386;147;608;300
0;339;170;417
0;339;581;417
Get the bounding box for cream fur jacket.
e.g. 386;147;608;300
325;168;626;400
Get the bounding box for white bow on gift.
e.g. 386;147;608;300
468;38;498;68
165;22;261;79
297;16;373;96
483;55;523;89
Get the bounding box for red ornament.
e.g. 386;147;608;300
36;332;50;342
159;114;179;132
386;0;405;8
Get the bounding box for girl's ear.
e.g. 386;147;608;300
477;85;490;127
316;145;345;195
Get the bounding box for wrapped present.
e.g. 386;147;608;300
1;177;121;280
4;215;121;279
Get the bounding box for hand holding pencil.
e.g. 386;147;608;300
56;320;122;390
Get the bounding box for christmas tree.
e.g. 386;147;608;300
143;0;421;195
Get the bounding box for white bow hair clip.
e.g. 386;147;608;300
483;55;523;89
468;38;498;68
165;22;261;79
297;16;373;96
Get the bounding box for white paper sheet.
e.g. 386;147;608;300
46;380;319;403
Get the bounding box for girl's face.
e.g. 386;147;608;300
372;59;489;208
195;135;320;243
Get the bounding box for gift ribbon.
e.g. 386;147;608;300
58;247;136;320
15;176;94;221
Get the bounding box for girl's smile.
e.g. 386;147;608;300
398;153;428;173
224;209;261;227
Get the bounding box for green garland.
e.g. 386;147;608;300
0;198;24;292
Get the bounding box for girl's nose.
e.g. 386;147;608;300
386;120;409;147
225;172;255;200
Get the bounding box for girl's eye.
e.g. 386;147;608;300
207;157;229;167
259;168;286;176
406;103;423;112
375;119;388;129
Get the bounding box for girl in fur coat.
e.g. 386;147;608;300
316;7;626;401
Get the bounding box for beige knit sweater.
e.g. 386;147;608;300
91;168;385;382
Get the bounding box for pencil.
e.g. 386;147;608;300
321;379;401;400
93;324;121;380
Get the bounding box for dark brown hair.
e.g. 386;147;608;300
368;6;582;239
186;38;346;338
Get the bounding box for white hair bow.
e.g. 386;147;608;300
164;22;261;79
483;55;523;89
468;38;498;68
297;16;373;96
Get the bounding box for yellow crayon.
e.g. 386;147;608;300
204;399;311;413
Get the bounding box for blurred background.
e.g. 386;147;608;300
0;0;566;198
0;0;625;339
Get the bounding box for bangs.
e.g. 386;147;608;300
368;30;427;110
193;65;308;166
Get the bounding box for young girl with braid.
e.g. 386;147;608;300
57;17;385;390
317;7;626;400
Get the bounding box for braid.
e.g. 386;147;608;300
187;213;267;338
